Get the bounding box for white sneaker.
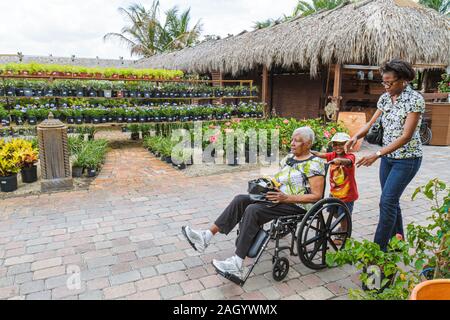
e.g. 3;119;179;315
212;256;243;278
181;226;209;253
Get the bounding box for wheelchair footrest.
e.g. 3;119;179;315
213;265;245;286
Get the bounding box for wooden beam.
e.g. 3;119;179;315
342;64;379;70
332;64;343;110
262;65;270;116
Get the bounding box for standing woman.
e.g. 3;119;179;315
345;59;425;251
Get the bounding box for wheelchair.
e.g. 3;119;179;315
215;167;353;286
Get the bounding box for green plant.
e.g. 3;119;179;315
0;106;9;119
75;139;108;170
409;178;449;279
326;178;450;300
0;139;23;176
438;73;450;93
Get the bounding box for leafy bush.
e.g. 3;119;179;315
438;73;450;93
326;178;449;300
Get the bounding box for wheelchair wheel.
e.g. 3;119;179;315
297;198;352;270
272;257;289;281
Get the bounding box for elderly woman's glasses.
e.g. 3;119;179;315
381;79;400;88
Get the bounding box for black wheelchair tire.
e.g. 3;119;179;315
272;257;289;282
297;198;352;270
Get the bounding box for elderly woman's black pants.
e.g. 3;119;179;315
214;194;306;259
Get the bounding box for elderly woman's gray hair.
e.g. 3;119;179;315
292;127;315;145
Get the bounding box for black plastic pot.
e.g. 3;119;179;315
75;117;83;124
131;132;140;140
72;166;83;178
28;117;37;125
87;168;97;177
23;88;34;97
15;118;24;126
165;156;172;164
0;174;18;192
1;118;10;126
177;163;186;170
67;117;75;124
21;165;37;183
6;87;15;96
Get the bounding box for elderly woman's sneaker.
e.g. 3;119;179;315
182;226;209;253
212;256;243;279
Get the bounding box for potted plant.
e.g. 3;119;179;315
0;106;10;126
326;178;449;300
128;124;140;140
17;140;39;183
0;140;21;192
10;109;24;126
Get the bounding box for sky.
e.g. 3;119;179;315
0;0;299;60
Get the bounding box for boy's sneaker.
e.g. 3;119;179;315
212;256;243;279
181;226;209;253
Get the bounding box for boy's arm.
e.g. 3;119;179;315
329;157;353;167
311;150;327;159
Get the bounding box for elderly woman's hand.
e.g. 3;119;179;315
266;188;290;204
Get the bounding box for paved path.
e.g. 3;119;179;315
0;143;449;300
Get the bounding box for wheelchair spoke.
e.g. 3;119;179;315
330;231;348;236
308;237;326;261
330;212;346;231
327;237;339;251
301;233;325;247
325;209;334;228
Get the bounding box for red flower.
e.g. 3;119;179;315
225;122;231;127
283;119;289;124
232;118;240;123
330;128;337;134
395;233;403;241
324;130;331;138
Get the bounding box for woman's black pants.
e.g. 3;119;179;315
214;194;306;259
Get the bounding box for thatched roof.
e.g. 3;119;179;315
136;0;450;76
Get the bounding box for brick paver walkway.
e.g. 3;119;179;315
0;143;449;300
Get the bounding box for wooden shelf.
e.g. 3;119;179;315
0;74;254;86
1;95;259;100
4;117;262;130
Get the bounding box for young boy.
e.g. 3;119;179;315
312;132;358;244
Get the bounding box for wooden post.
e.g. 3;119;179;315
211;70;223;105
262;65;270;117
332;64;342;110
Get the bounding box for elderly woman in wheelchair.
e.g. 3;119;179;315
182;126;352;286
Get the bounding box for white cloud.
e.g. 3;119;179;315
0;0;298;60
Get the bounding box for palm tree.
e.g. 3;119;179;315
419;0;450;16
293;0;345;17
104;2;161;57
104;1;203;57
159;6;203;51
